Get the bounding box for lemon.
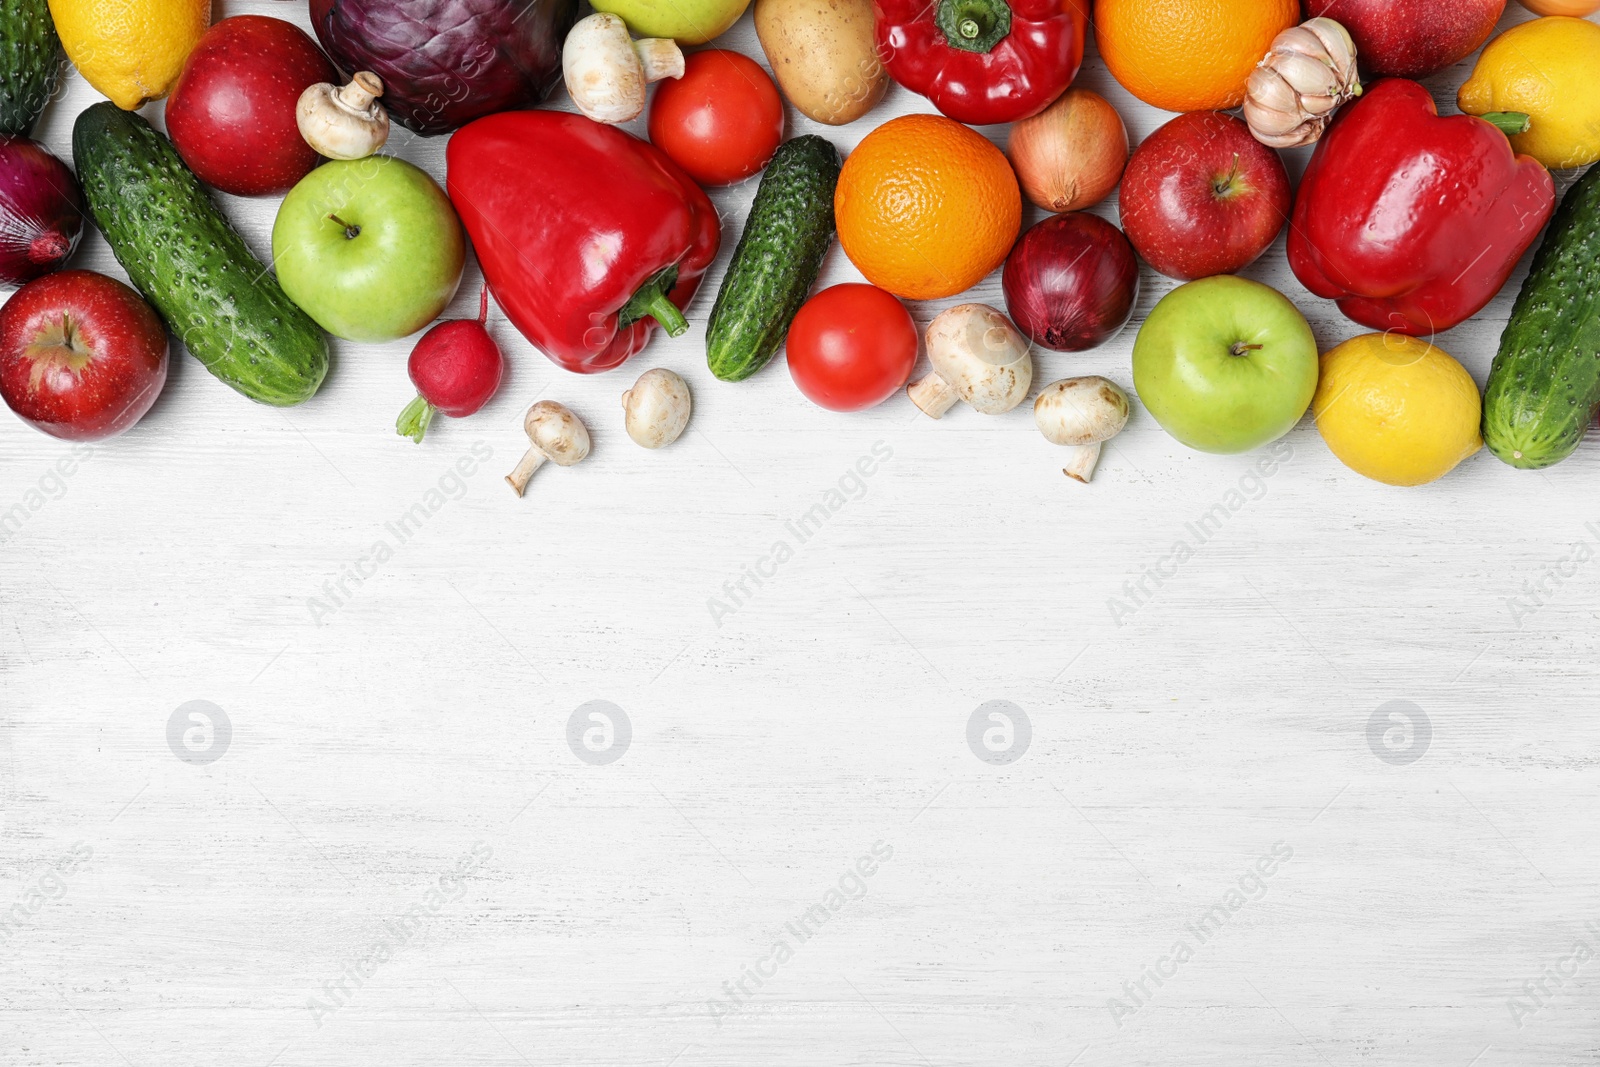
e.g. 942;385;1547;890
1458;16;1600;170
1313;334;1483;487
48;0;210;111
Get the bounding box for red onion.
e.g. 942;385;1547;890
0;136;84;288
1003;212;1140;353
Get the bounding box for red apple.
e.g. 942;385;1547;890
0;271;169;441
166;15;337;197
1119;111;1291;283
1002;213;1140;352
1304;0;1504;78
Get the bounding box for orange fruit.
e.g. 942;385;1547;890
1095;0;1298;113
835;114;1021;301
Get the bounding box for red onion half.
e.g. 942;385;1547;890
0;136;84;288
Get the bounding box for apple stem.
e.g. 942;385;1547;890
1229;342;1264;357
327;213;361;240
1213;154;1242;198
476;285;490;326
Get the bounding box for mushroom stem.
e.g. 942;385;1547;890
506;450;548;496
338;71;384;113
635;38;685;82
907;372;959;418
1062;443;1102;483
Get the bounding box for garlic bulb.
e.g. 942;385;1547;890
1244;18;1362;149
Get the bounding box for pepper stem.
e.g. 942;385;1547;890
395;394;437;442
1480;111;1531;136
935;0;1011;54
618;265;688;337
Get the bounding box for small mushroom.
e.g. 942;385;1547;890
297;72;390;161
506;401;591;496
563;13;685;125
1034;376;1130;484
622;368;691;449
907;303;1033;418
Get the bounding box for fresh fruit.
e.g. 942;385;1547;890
834;113;1020;301
1119;111;1291;282
396;288;505;444
0;137;83;287
754;0;887;126
1133;276;1319;454
1482;164;1600;470
874;0;1088;126
446;110;719;374
647;50;784;187
0;0;61;137
1095;0;1297;113
48;0;209;110
0;270;168;441
1458;17;1600;171
591;0;750;44
1302;0;1504;78
309;0;576;135
1244;17;1362;149
72;103;327;407
1006;88;1128;214
706;136;841;383
1313;333;1481;486
1002;213;1138;353
1519;0;1598;13
1288;79;1555;337
786;284;917;411
166;16;336;198
273;157;466;344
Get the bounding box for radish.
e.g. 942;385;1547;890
395;286;505;443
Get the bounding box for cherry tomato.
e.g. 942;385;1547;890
647;50;784;187
786;284;918;412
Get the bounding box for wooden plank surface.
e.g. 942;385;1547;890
4;2;1599;1065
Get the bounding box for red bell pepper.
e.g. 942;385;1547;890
445;111;720;374
874;0;1086;126
1288;78;1555;336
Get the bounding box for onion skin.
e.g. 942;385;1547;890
1006;89;1128;214
1002;212;1140;353
0;137;84;288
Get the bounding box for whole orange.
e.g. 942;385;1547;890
1095;0;1298;113
835;114;1021;301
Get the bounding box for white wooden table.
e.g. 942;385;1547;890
5;3;1598;1065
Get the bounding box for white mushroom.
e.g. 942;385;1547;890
907;303;1033;418
562;13;685;125
622;368;691;449
1034;376;1130;483
297;72;390;160
506;401;591;496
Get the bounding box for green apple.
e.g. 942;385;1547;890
1133;276;1319;454
589;0;750;44
273;157;465;344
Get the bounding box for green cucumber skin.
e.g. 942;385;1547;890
0;0;59;137
1482;164;1600;469
706;135;841;383
72;103;328;407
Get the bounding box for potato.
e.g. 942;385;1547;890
754;0;888;126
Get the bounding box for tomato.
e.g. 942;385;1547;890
647;51;784;187
786;284;918;412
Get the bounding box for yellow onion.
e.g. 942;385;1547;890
1244;17;1362;149
1006;89;1128;214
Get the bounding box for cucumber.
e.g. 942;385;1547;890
72;102;328;407
0;0;60;137
706;135;840;383
1482;164;1600;469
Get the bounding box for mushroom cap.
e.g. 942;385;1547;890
925;303;1033;414
525;400;591;466
622;367;691;448
1034;376;1130;446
